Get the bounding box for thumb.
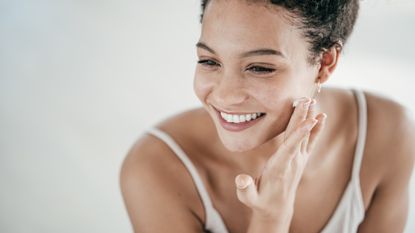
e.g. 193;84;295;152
235;174;258;208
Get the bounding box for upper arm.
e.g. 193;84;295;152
119;135;204;233
358;100;415;233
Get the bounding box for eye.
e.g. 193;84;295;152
247;66;276;74
197;59;220;67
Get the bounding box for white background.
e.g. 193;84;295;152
1;0;414;232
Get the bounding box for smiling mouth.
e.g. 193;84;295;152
219;111;266;123
213;107;266;132
213;106;266;123
212;106;266;132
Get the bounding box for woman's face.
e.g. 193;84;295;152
193;0;320;152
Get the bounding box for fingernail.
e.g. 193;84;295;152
235;175;251;189
292;97;309;108
292;98;304;108
310;99;316;106
292;100;300;108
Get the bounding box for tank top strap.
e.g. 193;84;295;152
351;88;368;180
145;127;228;232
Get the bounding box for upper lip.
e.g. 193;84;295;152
212;105;265;115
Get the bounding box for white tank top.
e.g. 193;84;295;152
146;88;367;233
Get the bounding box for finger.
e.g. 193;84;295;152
301;99;317;153
307;113;327;153
282;118;318;156
306;98;317;119
285;97;312;140
235;174;258;208
271;118;318;172
290;155;306;187
268;118;318;181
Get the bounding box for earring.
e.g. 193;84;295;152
316;80;321;93
312;80;321;99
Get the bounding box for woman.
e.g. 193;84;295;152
120;0;415;232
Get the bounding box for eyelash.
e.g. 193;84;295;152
197;59;276;75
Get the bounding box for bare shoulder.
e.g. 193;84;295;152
154;107;215;142
119;112;207;232
153;107;219;158
364;90;415;179
320;87;415;183
354;91;415;232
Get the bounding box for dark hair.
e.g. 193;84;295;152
200;0;359;64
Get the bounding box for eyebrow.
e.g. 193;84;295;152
196;41;285;58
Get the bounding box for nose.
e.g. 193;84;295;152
212;71;249;107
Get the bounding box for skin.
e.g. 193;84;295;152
120;1;415;232
194;1;320;154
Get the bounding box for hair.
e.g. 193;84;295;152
200;0;360;64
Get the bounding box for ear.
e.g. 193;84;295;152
316;44;342;84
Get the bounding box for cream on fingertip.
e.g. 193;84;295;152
292;97;308;108
292;100;300;108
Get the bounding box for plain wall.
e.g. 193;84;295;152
1;0;414;232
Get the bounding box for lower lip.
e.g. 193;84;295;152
215;109;266;132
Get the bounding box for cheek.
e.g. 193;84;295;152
249;82;295;132
193;71;214;102
261;88;293;125
248;80;292;110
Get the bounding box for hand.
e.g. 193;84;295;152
234;97;327;221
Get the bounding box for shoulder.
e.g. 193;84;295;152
154;107;215;140
365;90;413;131
361;89;415;194
325;87;414;192
364;90;415;174
119;120;206;231
153;107;220;157
354;90;415;232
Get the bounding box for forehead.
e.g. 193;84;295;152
200;0;306;59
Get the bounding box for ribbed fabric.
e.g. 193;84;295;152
146;88;367;233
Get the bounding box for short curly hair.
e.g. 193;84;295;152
200;0;360;64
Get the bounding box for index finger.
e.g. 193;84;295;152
269;118;318;171
284;97;312;141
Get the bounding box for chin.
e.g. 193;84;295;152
219;133;264;152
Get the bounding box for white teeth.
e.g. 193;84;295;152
245;114;252;121
220;111;264;123
233;115;240;123
220;112;226;119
